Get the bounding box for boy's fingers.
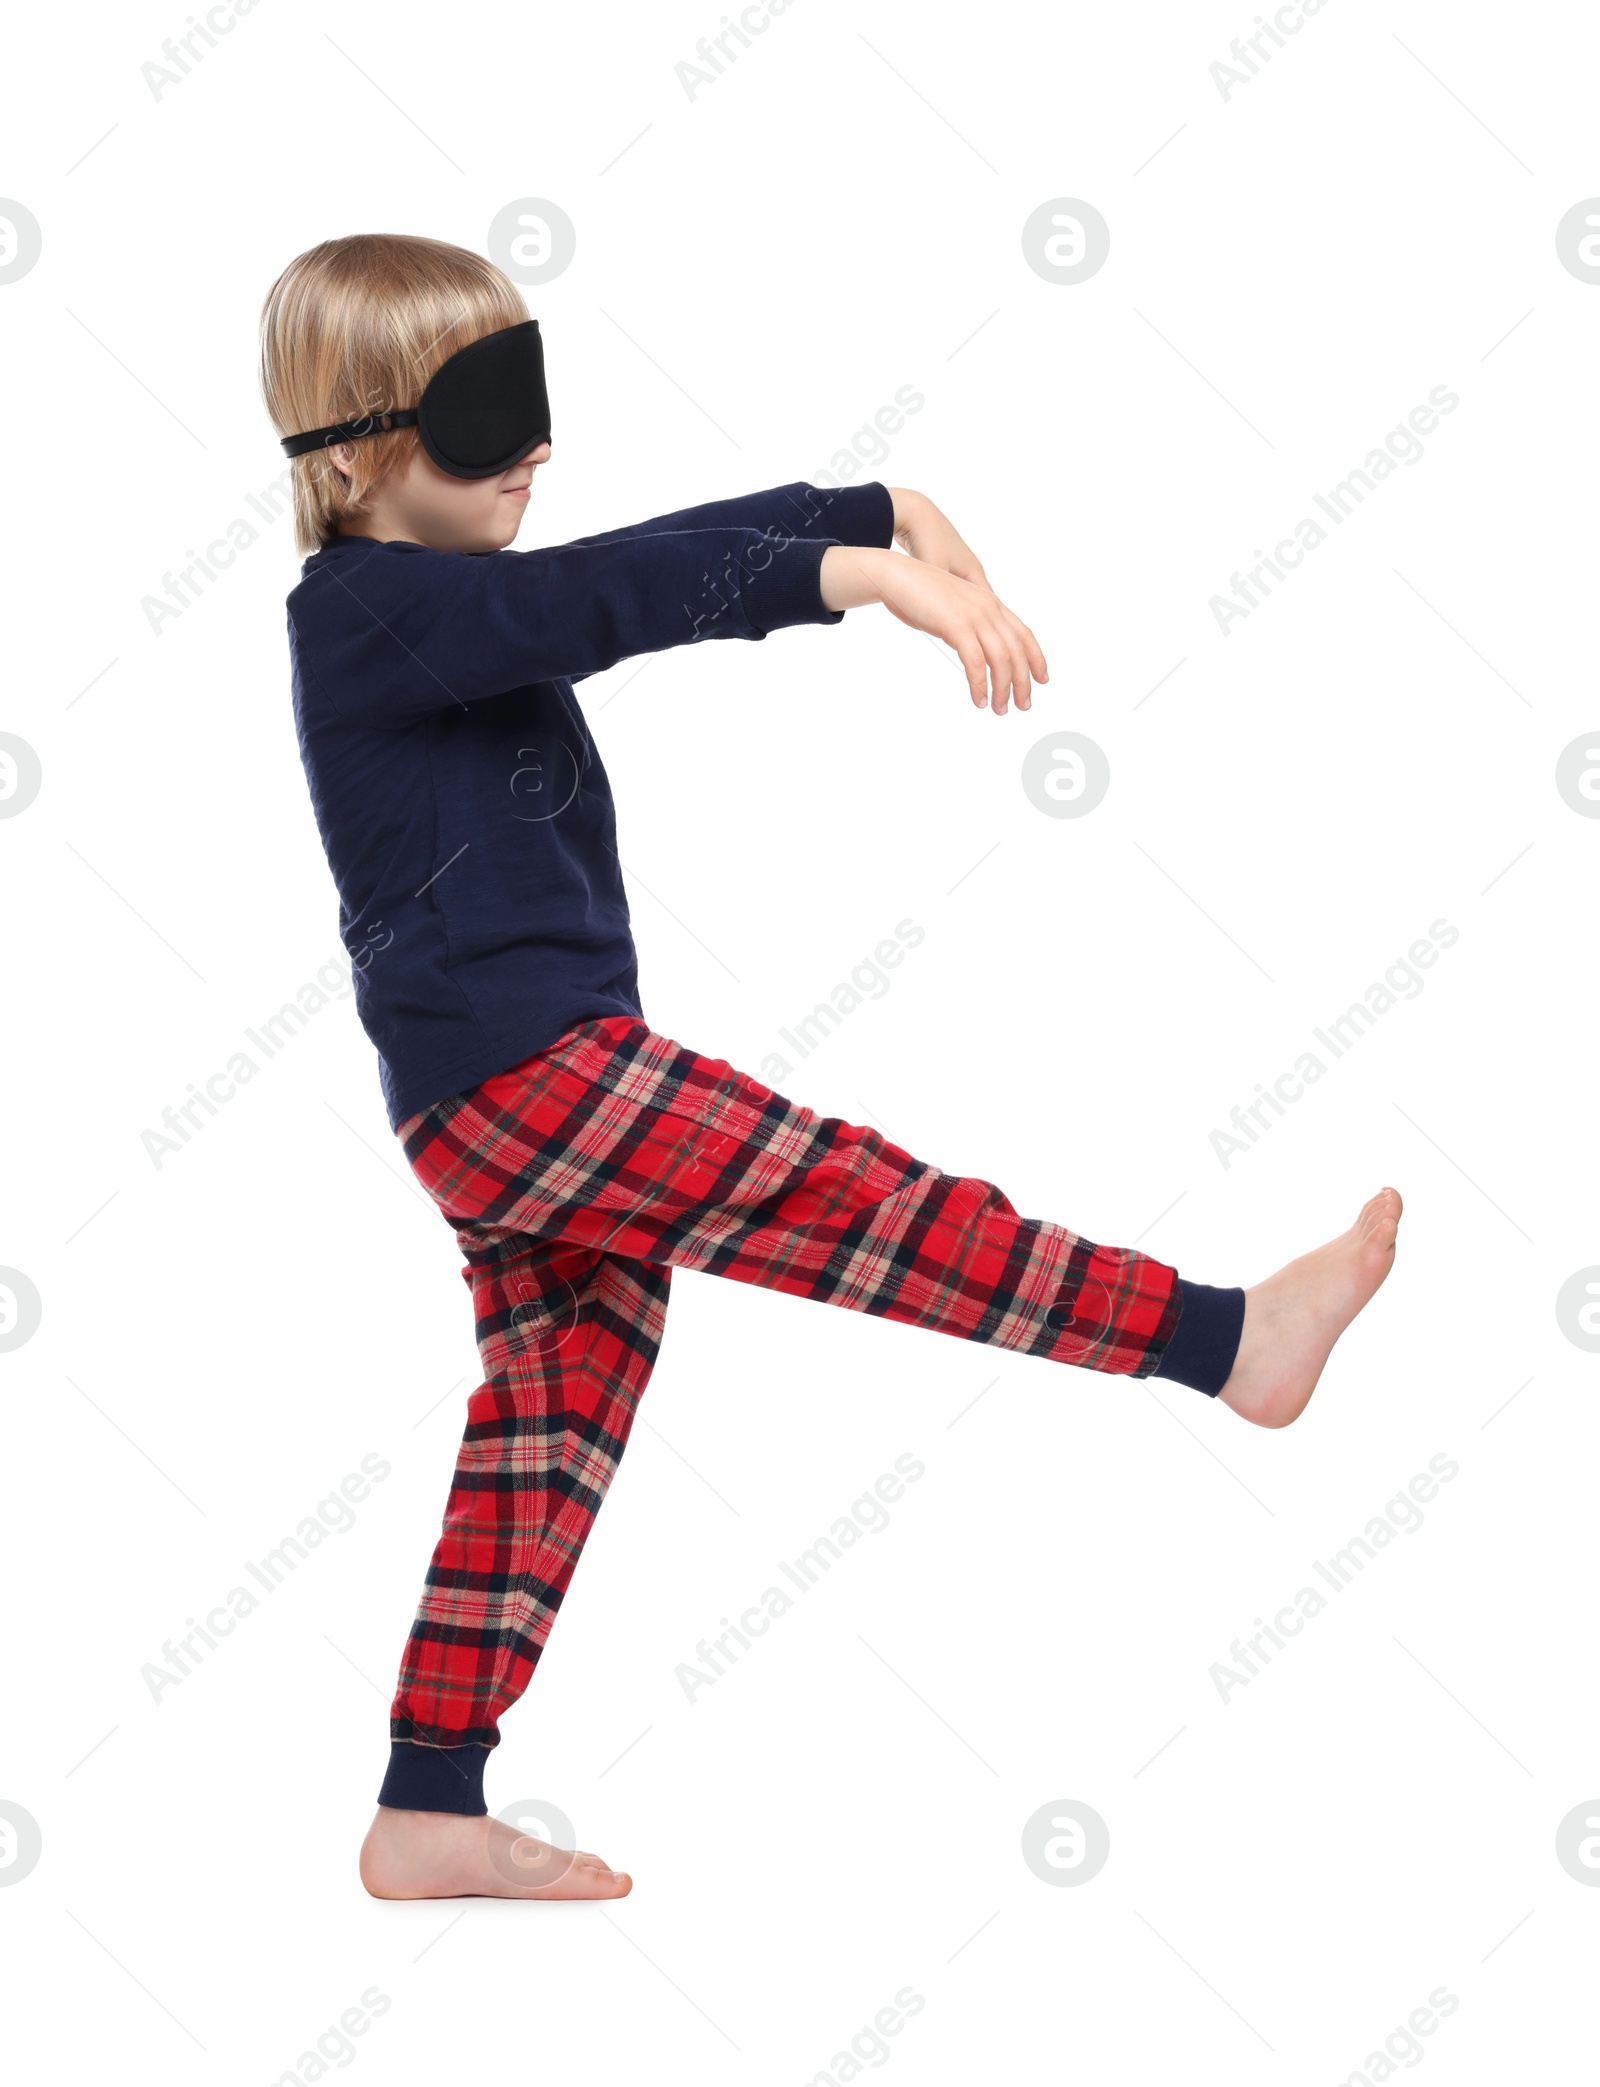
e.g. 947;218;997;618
987;626;1015;715
997;601;1048;683
997;620;1031;712
955;631;990;708
986;619;1029;714
972;620;1002;711
945;599;1037;713
1011;644;1032;712
1019;621;1048;683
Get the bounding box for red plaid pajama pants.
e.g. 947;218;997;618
390;1014;1182;1748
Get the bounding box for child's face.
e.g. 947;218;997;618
333;437;552;554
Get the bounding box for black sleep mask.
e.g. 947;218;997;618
279;319;550;480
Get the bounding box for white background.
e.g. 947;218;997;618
3;1;1598;2080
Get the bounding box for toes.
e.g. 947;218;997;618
1353;1189;1402;1269
578;1866;629;1898
571;1851;627;1887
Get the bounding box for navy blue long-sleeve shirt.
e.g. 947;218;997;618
285;478;895;1129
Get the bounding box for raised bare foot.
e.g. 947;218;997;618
1217;1188;1402;1430
359;1806;633;1901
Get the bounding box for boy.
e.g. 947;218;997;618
261;233;1400;1903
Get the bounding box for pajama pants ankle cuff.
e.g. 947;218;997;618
1150;1277;1245;1397
377;1738;491;1815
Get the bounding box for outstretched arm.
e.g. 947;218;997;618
559;480;894;555
291;525;848;727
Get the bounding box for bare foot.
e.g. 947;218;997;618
1217;1188;1402;1430
359;1806;633;1901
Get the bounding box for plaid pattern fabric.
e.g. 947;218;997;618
390;1014;1181;1748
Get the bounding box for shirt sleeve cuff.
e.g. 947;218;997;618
739;535;846;633
807;479;894;548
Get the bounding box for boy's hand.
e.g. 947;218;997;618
887;487;992;591
819;546;1047;714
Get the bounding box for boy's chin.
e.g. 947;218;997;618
447;518;522;556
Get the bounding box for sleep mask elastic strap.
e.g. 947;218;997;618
281;410;419;459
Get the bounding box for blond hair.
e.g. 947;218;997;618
258;233;530;556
